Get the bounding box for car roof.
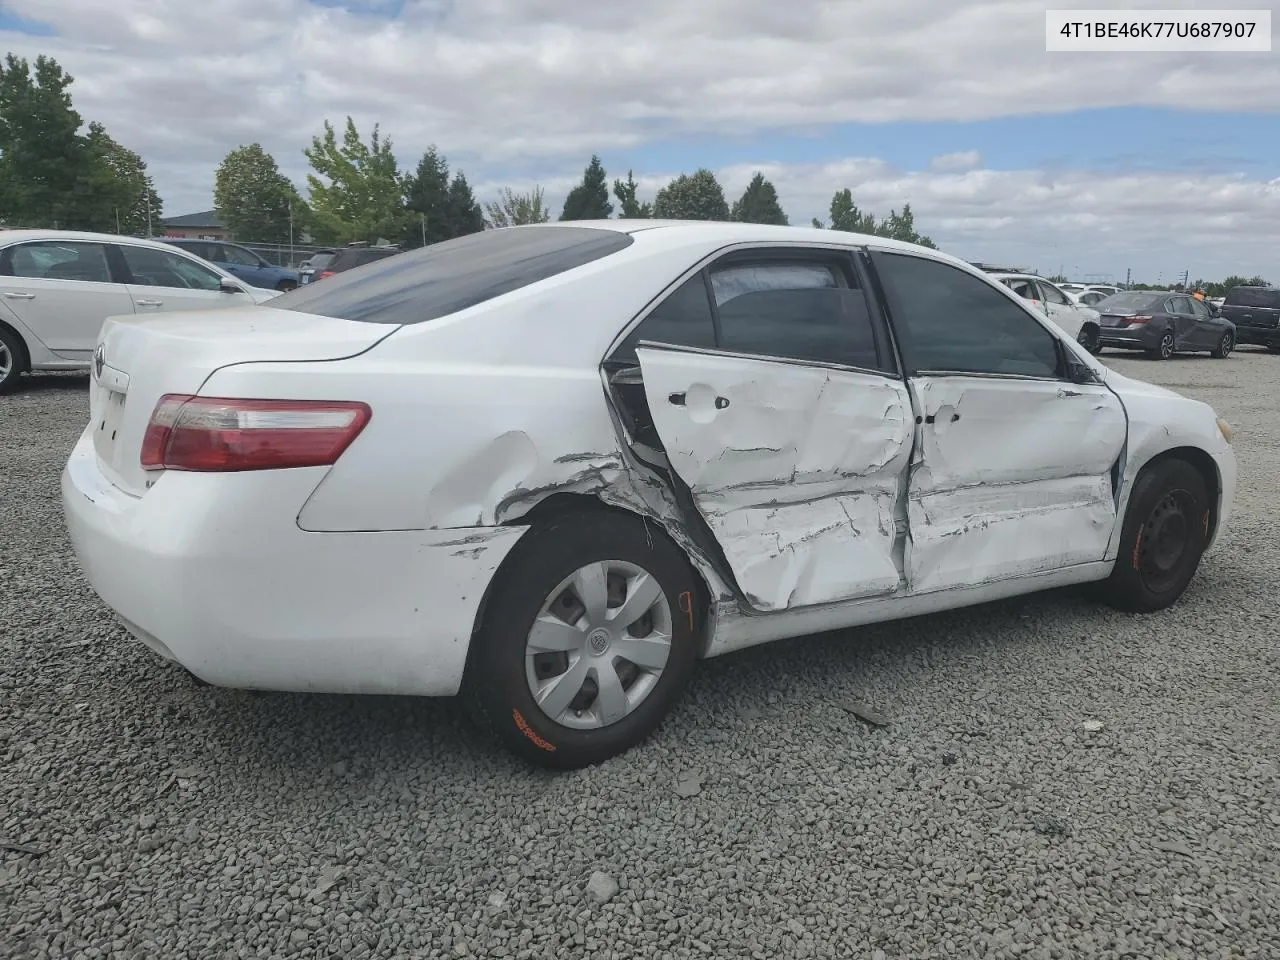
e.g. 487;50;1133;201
0;228;195;250
989;272;1048;282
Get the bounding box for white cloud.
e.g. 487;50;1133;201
2;0;1278;278
931;151;983;172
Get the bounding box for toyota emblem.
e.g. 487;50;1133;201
93;344;105;379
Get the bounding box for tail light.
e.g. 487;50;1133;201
1124;315;1153;324
141;395;371;472
318;270;336;280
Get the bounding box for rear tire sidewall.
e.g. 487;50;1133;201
468;512;700;768
1100;459;1210;613
1212;332;1233;359
1153;329;1175;360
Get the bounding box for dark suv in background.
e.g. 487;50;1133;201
1219;286;1280;351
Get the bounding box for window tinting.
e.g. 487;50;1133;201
875;254;1060;378
709;261;879;369
1223;286;1280;308
121;245;223;290
2;241;112;283
614;275;716;363
1097;292;1161;314
1168;297;1194;317
274;227;632;325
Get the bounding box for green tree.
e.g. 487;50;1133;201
446;171;485;237
560;154;613;220
654;169;730;221
0;54;92;227
730;172;788;225
402;146;485;247
484;186;551;228
818;188;879;233
214;143;299;244
880;203;937;248
613;170;652;218
80;122;162;235
304;117;408;244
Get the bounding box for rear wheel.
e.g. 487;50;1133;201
0;325;27;394
1092;459;1210;613
466;511;700;769
1147;329;1175;360
1077;323;1102;355
1210;331;1234;359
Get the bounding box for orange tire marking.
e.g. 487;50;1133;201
512;709;556;752
678;590;695;633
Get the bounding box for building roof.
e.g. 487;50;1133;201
161;210;225;228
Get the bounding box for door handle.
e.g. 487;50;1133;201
714;396;730;409
3;292;35;299
668;392;686;406
1058;388;1084;398
135;299;164;306
923;413;960;424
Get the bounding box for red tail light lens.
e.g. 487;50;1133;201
318;270;336;280
1125;315;1153;324
141;395;371;472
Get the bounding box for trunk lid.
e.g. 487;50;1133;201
89;307;396;496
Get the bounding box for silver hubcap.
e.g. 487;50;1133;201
524;560;672;730
1222;335;1232;355
1161;334;1173;358
0;342;11;381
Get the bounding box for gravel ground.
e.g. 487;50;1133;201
2;352;1278;960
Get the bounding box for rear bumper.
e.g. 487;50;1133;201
61;429;526;696
1208;445;1237;554
1099;326;1159;349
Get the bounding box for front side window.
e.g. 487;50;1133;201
1;241;113;283
1039;281;1071;305
874;253;1061;378
120;245;224;290
1004;278;1037;301
218;245;261;266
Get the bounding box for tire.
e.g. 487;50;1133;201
1210;331;1234;359
0;325;27;394
466;511;700;769
1092;459;1210;613
1147;328;1175;360
1268;342;1280;354
1077;323;1102;355
275;280;298;292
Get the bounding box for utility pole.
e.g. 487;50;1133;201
1125;268;1131;289
421;213;427;247
145;193;153;237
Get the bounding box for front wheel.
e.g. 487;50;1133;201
1210;331;1234;359
1147;329;1175;360
0;325;26;394
1092;459;1210;613
466;511;700;769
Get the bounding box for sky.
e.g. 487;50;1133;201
2;0;1279;281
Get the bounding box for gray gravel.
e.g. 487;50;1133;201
2;353;1279;959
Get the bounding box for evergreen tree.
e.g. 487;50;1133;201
730;172;788;225
559;154;613;220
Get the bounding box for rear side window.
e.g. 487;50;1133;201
614;275;717;362
1224;287;1280;308
275;227;634;325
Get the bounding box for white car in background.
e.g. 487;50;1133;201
990;272;1103;353
62;222;1236;768
0;230;277;393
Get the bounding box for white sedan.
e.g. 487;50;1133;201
989;272;1103;353
61;222;1237;768
0;230;277;392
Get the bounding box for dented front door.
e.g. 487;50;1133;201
635;344;914;612
904;375;1127;594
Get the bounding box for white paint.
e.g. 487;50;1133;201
57;222;1240;703
904;375;1127;593
636;346;913;610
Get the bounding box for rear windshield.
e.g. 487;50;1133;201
1098;291;1161;313
274;226;634;325
1224;286;1280;308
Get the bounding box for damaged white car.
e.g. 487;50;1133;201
62;222;1237;768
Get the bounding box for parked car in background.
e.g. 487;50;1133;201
1219;286;1280;352
1075;289;1112;308
298;249;337;285
0;230;276;392
307;243;402;282
1086;284;1123;298
1060;282;1088;295
990;272;1103;352
162;239;299;292
61;222;1237;768
1095;291;1236;360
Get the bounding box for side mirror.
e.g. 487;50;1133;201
219;278;243;294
